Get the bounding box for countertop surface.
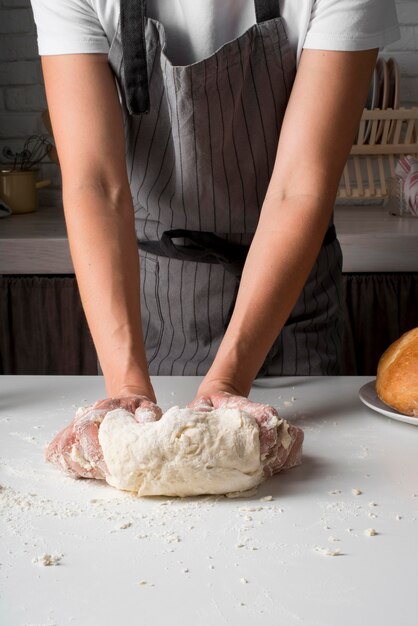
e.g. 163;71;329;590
1;375;418;626
1;204;418;273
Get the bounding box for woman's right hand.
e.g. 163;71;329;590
45;390;162;480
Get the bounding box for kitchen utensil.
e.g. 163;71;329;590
0;167;51;214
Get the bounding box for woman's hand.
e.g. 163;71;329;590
45;388;162;480
188;382;304;476
189;384;280;458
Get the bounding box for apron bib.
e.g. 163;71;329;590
105;0;344;377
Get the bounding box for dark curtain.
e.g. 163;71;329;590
0;276;97;374
0;273;417;375
342;272;418;374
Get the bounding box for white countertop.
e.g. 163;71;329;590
1;375;418;626
1;205;417;273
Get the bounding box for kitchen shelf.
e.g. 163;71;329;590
0;204;417;273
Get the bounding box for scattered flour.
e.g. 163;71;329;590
364;528;377;536
117;521;132;530
314;546;342;557
32;553;63;566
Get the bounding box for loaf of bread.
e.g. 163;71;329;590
376;327;418;417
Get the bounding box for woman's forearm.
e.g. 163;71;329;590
204;193;334;395
63;185;153;398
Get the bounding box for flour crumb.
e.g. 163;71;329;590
32;553;63;566
138;580;148;586
240;577;248;584
260;495;273;502
395;514;402;521
346;528;353;533
364;528;377;536
368;512;377;519
328;537;340;543
136;533;148;539
118;521;132;530
183;568;189;573
314;546;342;557
352;488;362;496
368;501;377;507
328;490;342;495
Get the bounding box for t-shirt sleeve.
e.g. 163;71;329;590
303;0;401;51
30;0;110;55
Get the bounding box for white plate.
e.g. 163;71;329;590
362;63;380;144
359;381;418;426
374;57;389;143
386;57;401;141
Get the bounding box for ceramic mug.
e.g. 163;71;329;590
0;167;52;214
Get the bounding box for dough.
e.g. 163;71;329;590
98;406;265;497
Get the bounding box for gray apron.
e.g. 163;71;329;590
101;0;344;378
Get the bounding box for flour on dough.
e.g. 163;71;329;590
98;406;265;497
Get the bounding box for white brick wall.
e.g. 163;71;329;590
0;0;417;209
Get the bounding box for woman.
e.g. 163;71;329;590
31;0;399;474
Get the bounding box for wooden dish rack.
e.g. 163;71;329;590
337;107;418;200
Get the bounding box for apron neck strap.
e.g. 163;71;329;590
120;0;281;116
254;0;281;23
120;0;149;115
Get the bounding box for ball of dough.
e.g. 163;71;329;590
376;327;418;417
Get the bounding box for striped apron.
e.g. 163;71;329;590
102;0;344;378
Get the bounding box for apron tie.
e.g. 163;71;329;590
137;225;336;279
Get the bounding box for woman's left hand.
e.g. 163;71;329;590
188;382;304;475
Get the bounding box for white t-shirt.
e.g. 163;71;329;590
30;0;400;67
